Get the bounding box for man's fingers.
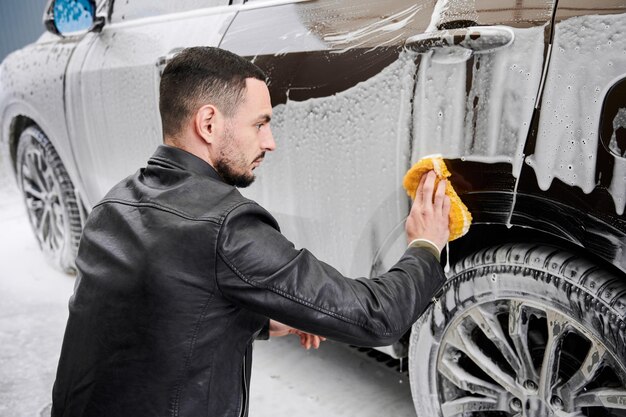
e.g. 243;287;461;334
415;171;428;201
406;168;453;249
434;179;446;214
442;194;451;217
299;333;310;350
294;332;325;350
312;336;319;349
420;171;436;209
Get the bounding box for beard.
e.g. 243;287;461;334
214;127;262;188
215;156;256;188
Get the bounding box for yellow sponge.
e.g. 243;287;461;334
402;155;472;241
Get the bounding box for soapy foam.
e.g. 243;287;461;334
526;13;626;217
412;25;546;178
243;51;418;277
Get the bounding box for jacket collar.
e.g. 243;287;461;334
148;145;223;182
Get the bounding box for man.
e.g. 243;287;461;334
52;47;450;417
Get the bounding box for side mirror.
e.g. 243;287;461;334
43;0;104;36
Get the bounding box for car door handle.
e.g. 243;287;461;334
405;26;514;53
156;48;185;75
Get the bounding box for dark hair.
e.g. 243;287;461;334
159;47;266;139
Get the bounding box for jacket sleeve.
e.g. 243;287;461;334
215;202;446;347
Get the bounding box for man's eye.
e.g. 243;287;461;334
256;124;263;130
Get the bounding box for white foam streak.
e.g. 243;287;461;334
526;13;626;216
426;0;450;33
411;26;545;176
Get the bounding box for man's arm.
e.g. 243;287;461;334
215;171;450;347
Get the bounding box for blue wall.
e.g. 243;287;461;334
0;0;48;63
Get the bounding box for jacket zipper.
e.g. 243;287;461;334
238;355;248;417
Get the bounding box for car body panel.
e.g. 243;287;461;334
518;2;626;272
0;34;82;190
64;4;238;206
221;0;555;280
221;0;435;279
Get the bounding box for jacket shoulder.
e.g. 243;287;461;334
94;169;257;224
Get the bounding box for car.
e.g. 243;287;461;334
1;0;625;415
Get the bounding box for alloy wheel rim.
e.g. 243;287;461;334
20;145;66;258
436;298;626;416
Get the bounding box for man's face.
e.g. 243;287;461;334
214;78;275;187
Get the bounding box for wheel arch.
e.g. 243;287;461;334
14;124;83;273
451;222;626;282
8;115;37;174
4;110;89;214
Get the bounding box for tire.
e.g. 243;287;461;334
16;126;82;273
409;243;626;417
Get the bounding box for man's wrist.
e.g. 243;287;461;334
408;238;441;261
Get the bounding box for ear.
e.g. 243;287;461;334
194;104;222;144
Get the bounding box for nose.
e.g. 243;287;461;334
262;127;276;152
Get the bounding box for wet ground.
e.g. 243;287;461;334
0;180;416;417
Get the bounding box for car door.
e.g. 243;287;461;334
406;0;556;263
221;0;441;279
518;0;626;272
221;0;556;281
64;0;235;206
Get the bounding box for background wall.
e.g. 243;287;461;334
0;0;48;63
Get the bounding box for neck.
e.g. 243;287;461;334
163;136;215;168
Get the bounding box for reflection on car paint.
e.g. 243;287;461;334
223;4;327;58
527;13;626;215
322;4;422;53
608;106;626;216
609;108;626;158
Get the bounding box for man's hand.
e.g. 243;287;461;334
269;320;326;350
405;170;451;251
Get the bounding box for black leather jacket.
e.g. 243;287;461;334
52;145;446;417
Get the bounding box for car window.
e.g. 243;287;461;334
109;0;230;23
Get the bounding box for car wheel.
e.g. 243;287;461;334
16;126;82;273
409;243;626;417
